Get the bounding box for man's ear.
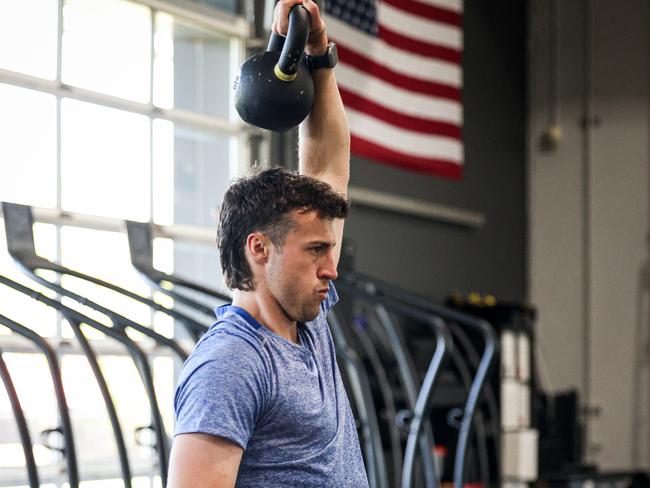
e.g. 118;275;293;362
245;232;271;264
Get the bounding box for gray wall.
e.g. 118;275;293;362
528;0;650;469
343;0;527;302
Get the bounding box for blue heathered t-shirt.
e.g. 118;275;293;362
174;284;369;487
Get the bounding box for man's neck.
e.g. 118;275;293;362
232;289;299;343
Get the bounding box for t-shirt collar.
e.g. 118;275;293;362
214;304;262;330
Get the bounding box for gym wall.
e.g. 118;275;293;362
528;0;650;470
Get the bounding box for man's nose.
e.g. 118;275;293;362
319;252;338;281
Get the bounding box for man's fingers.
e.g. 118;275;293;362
301;0;321;20
303;0;325;37
272;0;305;36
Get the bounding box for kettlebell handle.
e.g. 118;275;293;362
267;5;311;81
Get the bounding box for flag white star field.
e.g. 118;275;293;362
325;0;464;179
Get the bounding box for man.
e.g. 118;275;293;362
167;0;369;486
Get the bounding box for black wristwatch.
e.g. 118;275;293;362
303;42;338;71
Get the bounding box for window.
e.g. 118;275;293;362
0;0;248;485
0;86;57;209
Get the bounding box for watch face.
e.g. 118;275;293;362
328;43;338;67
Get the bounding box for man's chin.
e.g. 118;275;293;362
298;306;321;323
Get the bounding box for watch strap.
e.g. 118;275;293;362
303;42;338;70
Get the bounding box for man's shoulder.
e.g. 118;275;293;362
185;316;268;372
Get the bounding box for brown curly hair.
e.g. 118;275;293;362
217;167;349;291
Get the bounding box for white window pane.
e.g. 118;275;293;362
62;0;152;103
60;227;150;297
152;14;174;110
152;120;174;225
153;13;231;119
152;239;174;337
0;85;57;209
97;356;157;469
0;0;58;79
174;241;226;301
132;477;155;488
61;355;125;476
173;127;233;227
152;238;173;275
61;99;151;221
80;479;125;487
59;227;155;340
153;357;174;435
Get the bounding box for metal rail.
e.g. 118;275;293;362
2;203;190;362
372;302;438;488
0;312;79;488
126;220;230;316
336;277;454;488
0;347;40;488
342;270;498;488
328;311;388;488
0;275;168;486
349;314;403;488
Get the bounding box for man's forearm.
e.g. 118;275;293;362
298;68;350;194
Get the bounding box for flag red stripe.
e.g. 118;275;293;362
379;25;462;63
382;0;462;26
335;43;461;101
340;88;462;139
351;135;463;179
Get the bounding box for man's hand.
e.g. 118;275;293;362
271;0;328;55
167;433;244;488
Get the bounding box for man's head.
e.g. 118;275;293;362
217;167;349;320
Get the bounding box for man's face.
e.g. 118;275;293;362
265;210;338;323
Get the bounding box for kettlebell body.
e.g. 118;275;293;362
235;51;314;132
234;6;314;132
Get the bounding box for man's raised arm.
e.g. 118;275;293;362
299;66;350;196
273;0;350;196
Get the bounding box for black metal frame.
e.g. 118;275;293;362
449;324;500;484
0;311;79;488
2;203;192;365
1;206;207;342
0;274;168;486
126;220;230;316
370;301;439;488
0;345;40;488
341;270;498;488
347;313;403;488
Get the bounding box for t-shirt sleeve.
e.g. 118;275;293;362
320;281;339;314
173;333;268;450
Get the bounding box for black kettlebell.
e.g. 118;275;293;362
234;5;314;132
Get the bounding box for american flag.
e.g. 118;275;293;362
324;0;463;179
